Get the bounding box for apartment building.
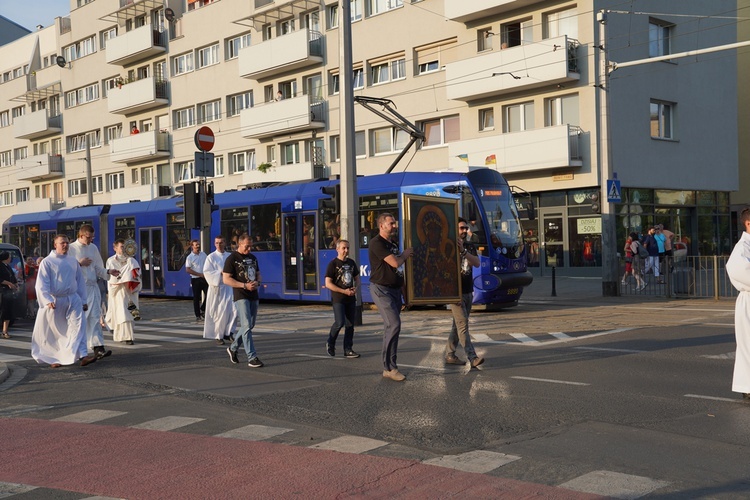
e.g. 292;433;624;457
0;0;740;272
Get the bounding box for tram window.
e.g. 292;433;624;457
58;220;92;241
462;195;485;249
114;217;136;241
319;204;340;250
221;207;249;252
166;212;190;271
359;193;398;248
249;203;281;251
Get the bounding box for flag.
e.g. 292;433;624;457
485;154;496;166
457;154;469;163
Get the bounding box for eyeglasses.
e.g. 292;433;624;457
459;226;469;230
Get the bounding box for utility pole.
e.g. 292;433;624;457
339;0;362;323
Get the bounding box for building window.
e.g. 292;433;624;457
105;124;122;144
266;145;276;165
63;35;96;62
367;0;402;17
198;100;221;124
16;188;29;203
0;111;9;128
478;28;493;52
226;33;251;60
281;142;300;165
327;4;339;28
479;108;494;131
177;161;194;182
544;7;578;40
422;115;460;147
188;0;216;11
102;76;118;98
649;19;672;57
13;147;28;161
0;151;11;167
106;172;125;191
92;176;104;194
353;67;364;89
227;91;253;117
415;38;456;75
304;74;323;100
230;150;255;173
67;131;101;152
369;54;405;85
12;106;25;120
65;83;100;108
196;43;220;69
355;131;366;157
371;127;410;155
0;191;12;207
68;178;88;197
650;100;673;139
501;18;533;48
172;52;194;76
545;94;579;126
329;136;340;162
214;155;224;176
101;27;117;49
503;101;534;133
174;107;195;129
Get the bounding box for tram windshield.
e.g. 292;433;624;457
475;185;524;259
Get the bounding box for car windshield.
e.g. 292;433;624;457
475;185;524;259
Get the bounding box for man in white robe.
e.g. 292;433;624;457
68;224;120;359
726;207;750;401
31;235;97;367
203;235;237;344
105;239;142;345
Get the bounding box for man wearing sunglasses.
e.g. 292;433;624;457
445;217;484;368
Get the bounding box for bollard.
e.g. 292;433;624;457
551;266;557;297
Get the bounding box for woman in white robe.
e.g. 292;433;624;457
202;236;237;343
105;240;142;344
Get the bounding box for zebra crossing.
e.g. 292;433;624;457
0;406;672;499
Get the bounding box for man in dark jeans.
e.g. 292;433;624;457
368;213;413;382
185;239;207;321
325;239;360;359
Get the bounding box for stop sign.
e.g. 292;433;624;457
194;126;215;152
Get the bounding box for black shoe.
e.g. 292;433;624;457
345;350;360;358
223;335;232;341
227;347;238;364
94;347;112;360
216;339;225;345
125;340;134;345
248;357;264;368
326;342;335;357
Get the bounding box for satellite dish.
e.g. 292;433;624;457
56;55;66;68
164;8;175;22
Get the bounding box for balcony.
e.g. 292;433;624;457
13;110;62;140
447;125;583;173
241;96;325;139
16;154;64;182
445;0;546;23
106;25;167;66
239;28;323;80
110;131;171;163
109;183;170;204
446;36;579;102
107;77;168;115
241;162;327;185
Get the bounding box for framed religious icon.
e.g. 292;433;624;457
403;194;462;305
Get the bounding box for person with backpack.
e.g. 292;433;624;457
642;226;661;283
629;232;647;291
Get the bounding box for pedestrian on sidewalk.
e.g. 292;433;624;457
202;235;236;345
324;239;360;359
105;239;142;346
0;251;19;339
642;227;661;282
31;235;97;368
223;233;264;368
629;233;647;291
725;207;750;401
445;218;484;368
186;239;208;322
369;213;413;382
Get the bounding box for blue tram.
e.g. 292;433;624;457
2;168;532;307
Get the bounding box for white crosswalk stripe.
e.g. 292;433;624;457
53;409;127;424
423;450;521;473
559;470;669;499
310;436;389;454
215;424;293;441
131;416;205;431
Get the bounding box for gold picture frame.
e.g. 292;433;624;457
403;194;461;305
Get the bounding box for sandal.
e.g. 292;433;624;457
1;333;10;339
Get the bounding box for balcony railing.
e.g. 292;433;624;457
106;25;167;66
110;130;171;163
445;0;546;23
241;161;324;185
447;124;583;173
16;154;64;182
241;95;326;139
107;77;169;114
13;110;62;140
239;28;323;80
109;182;169;203
445;35;579;102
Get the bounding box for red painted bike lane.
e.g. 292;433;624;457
0;418;602;499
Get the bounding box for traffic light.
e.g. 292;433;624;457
320;184;340;212
202;181;218;228
182;181;200;229
590;192;601;214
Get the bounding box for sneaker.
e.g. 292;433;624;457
382;369;406;381
227;347;238;364
216;339;225;345
445;355;464;365
326;342;335;357
248;357;264;368
470;357;485;368
345;350;360;358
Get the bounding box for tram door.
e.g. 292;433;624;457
540;210;567;269
139;228;164;294
40;230;55;257
282;212;319;298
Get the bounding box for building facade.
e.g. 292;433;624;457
0;0;740;273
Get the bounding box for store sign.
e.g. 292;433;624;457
577;218;601;234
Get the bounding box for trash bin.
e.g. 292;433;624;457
673;267;695;295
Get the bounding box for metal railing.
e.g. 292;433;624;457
569;125;582;160
567;38;580;73
620;255;737;299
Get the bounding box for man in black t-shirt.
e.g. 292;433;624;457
445;217;484;368
324;239;360;358
222;233;264;368
369;213;413;382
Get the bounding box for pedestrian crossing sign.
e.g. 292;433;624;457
606;179;621;203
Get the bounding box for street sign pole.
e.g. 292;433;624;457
194;127;215;253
